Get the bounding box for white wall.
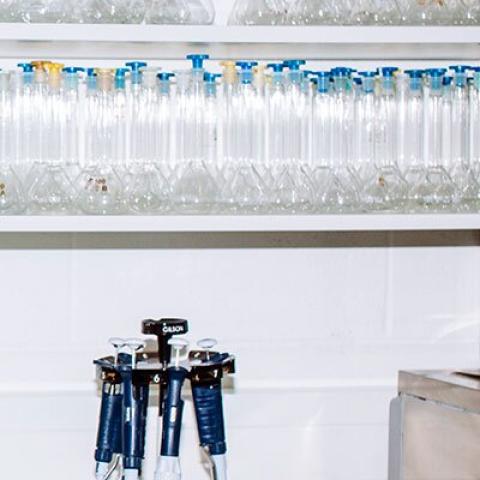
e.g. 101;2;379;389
0;231;479;480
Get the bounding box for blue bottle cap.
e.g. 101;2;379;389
186;54;209;70
63;67;85;74
267;63;285;73
427;69;445;90
378;67;399;77
316;72;331;93
359;71;377;78
405;69;424;78
86;68;97;77
443;76;453;86
157;72;175;81
331;67;351;77
125;61;147;71
425;68;447;76
236;61;259;70
283;60;307;71
17;63;33;73
449;65;471;73
204;72;222;82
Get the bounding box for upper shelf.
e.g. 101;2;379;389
0;24;480;59
0;214;479;233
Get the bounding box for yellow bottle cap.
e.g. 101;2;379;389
31;60;52;71
254;64;267;88
221;61;238;85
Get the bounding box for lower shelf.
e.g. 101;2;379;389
0;214;478;233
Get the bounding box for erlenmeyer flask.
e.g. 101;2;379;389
409;70;457;212
0;72;25;214
370;0;402;24
402;0;455;25
461;0;480;24
287;0;336;25
363;68;407;212
76;69;125;214
29;63;77;214
0;0;21;22
125;163;170;214
228;0;289;25
145;0;192;23
187;0;215;23
20;0;78;23
0;167;25;214
171;56;220;213
85;0;146;23
29;165;75;213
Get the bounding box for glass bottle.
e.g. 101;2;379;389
449;65;480;210
328;67;360;211
145;0;214;24
409;69;457;211
0;71;25;214
311;71;355;212
172;54;218;213
403;70;425;195
219;61;238;184
270;60;313;213
221;61;268;213
84;0;146;23
156;72;175;177
76;68;124;214
287;0;336;25
29;63;75;214
228;0;289;25
363;67;407;211
125;68;169;214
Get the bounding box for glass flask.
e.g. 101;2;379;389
469;69;480;179
398;0;460;25
20;0;81;23
124;68;170;214
84;0;146;23
369;0;402;24
270;60;313;213
449;65;480;210
0;1;22;22
145;0;215;24
76;68;125;214
0;72;25;214
156;72;175;177
461;0;480;24
220;61;269;213
287;0;337;25
362;68;408;211
228;0;289;25
219;61;238;182
409;69;457;211
171;55;219;213
312;72;356;212
29;63;76;214
327;68;360;211
187;0;215;24
402;70;425;196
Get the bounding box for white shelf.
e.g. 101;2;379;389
0;24;478;44
0;24;479;59
0;214;478;233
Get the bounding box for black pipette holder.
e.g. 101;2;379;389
94;319;235;402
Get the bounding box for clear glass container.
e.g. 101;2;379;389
145;0;215;24
228;0;289;25
288;0;337;25
84;0;146;23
